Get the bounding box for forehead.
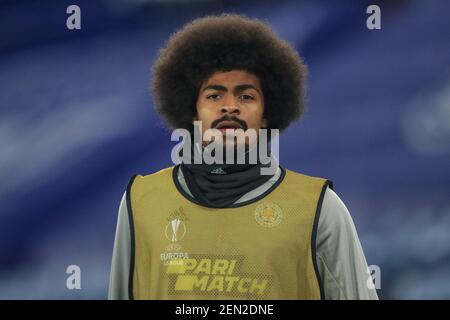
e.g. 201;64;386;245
201;70;261;89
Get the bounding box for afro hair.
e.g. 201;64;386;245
151;14;308;132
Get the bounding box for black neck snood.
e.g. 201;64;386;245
180;142;277;208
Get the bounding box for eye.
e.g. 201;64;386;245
206;94;221;101
240;94;255;101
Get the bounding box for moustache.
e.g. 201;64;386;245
211;115;248;131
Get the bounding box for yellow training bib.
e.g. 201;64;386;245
126;166;332;300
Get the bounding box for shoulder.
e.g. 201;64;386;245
132;166;176;182
126;166;176;192
282;168;333;198
283;168;332;185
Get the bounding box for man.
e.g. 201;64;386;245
108;14;378;300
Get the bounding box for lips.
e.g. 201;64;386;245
215;120;243;130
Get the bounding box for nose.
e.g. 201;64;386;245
220;96;240;115
220;105;240;115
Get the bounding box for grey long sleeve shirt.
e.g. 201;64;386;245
108;166;378;300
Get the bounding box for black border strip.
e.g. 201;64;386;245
126;174;138;300
172;164;287;209
311;179;334;300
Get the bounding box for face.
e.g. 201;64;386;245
194;70;267;147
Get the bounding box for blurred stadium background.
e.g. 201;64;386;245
0;0;449;299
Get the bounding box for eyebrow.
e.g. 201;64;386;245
201;84;262;95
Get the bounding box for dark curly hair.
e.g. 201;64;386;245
151;14;307;132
